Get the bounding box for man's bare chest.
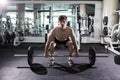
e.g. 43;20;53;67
54;29;70;36
53;29;70;41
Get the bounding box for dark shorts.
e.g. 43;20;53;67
54;37;70;45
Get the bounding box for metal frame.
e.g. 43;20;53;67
105;10;120;56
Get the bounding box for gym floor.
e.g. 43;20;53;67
0;43;120;80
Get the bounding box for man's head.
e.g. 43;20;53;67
58;15;67;27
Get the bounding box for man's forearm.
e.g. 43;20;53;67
72;38;78;48
44;42;50;53
44;34;52;53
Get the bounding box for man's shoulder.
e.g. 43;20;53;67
52;26;59;30
66;26;73;31
51;27;59;32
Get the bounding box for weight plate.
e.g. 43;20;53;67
114;55;120;65
89;47;96;66
28;46;34;65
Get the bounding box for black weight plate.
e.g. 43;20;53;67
103;16;108;25
114;55;120;65
0;35;3;45
89;47;96;66
28;46;34;65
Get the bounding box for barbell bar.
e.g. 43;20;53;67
14;47;96;57
14;53;94;57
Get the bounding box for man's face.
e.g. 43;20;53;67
59;19;67;27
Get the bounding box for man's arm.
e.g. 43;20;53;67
44;29;54;54
70;28;78;49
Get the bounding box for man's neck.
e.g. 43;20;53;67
59;26;67;30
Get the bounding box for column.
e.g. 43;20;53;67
17;4;25;31
33;4;41;34
80;4;86;16
79;4;87;32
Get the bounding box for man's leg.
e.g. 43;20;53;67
49;41;56;66
50;41;56;57
66;41;74;58
66;41;74;66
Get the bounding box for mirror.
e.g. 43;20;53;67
3;3;97;43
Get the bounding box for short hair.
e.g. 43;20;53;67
58;15;67;21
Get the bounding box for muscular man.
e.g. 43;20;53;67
44;15;79;66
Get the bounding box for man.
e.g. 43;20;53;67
44;15;79;66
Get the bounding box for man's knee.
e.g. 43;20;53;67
66;41;74;49
50;41;56;50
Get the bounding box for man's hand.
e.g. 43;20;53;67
74;50;79;57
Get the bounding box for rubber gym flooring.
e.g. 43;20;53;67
0;43;120;80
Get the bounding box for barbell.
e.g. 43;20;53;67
27;46;96;67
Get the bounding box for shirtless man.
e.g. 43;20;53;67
44;15;79;66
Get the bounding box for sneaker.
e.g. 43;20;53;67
49;59;55;66
68;60;74;67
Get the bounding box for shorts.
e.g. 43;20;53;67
54;37;70;45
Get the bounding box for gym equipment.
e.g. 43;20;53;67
103;16;108;25
28;46;34;65
114;55;120;64
27;46;96;67
111;24;120;42
17;30;24;41
67;21;70;27
0;35;3;45
12;30;25;47
87;15;94;37
103;16;108;36
104;10;120;65
16;46;96;74
4;30;12;45
103;27;108;36
89;47;96;66
106;24;120;65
